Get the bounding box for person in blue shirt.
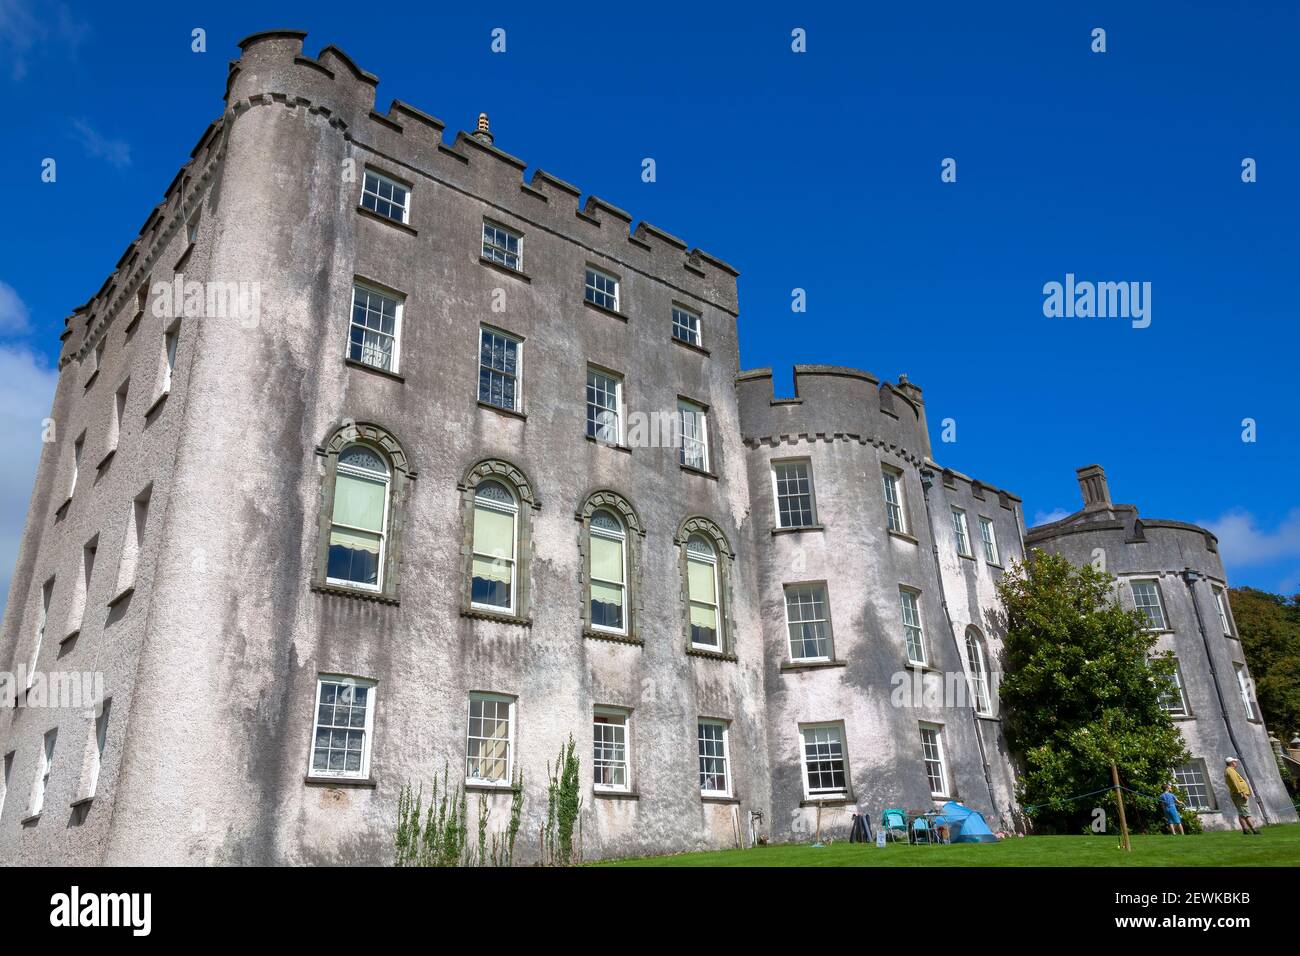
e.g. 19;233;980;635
1160;783;1186;835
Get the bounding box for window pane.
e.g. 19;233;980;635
332;472;386;532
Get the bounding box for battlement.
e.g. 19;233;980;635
736;365;931;464
226;30;739;309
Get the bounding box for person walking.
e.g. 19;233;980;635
1224;757;1261;835
1159;783;1186;835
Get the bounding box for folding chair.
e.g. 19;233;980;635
881;807;908;843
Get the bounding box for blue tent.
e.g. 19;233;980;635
936;801;997;843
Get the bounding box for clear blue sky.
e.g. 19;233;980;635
1;1;1297;607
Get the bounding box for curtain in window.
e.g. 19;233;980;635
590;529;625;630
328;470;385;585
471;487;516;609
687;544;718;646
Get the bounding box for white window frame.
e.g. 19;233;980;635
360;168;411;224
28;578;53;691
482;220;523;271
951;508;971;557
784;583;833;662
1214;586;1234;637
160;322;180;396
697;719;730;797
83;698;112;802
1173;760;1215;811
478;326;522;412
1158;660;1188;717
584;267;620;312
0;751;12;824
348;283;403;374
30;729;57;817
978;516;1000;564
799;723;849;799
772;459;816;528
1131;579;1167;630
470;481;519;614
589;510;628;635
678;399;709;471
325;445;390;593
882;467;907;534
308;676;377;781
965;628;992;716
899;587;927;666
920;724;949;798
686;535;722;651
466;693;515;787
70;434;84;498
672;305;702;347
593;707;630;793
1234;663;1257;720
586;368;624;445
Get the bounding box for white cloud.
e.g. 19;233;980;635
0;346;58;615
0;280;30;333
70;117;131;169
1032;508;1071;527
0;0;89;81
1199;508;1300;567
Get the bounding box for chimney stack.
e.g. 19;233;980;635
1076;464;1111;509
473;112;494;145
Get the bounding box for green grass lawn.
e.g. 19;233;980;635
601;822;1300;867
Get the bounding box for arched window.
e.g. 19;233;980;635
471;480;518;612
589;509;627;633
327;443;391;590
965;626;992;716
313;422;414;603
686;534;720;649
577;490;643;641
676;516;734;656
459;459;538;623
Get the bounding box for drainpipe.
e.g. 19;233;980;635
919;468;998;814
1180;569;1271;825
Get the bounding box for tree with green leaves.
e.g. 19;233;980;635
1228;587;1300;741
996;551;1189;834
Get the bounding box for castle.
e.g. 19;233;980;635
0;31;1291;864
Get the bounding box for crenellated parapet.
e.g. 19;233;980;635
736;365;931;466
225;30;740;313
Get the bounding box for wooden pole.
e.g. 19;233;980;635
1110;762;1131;852
815;803;823;845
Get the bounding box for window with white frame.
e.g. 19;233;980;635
161;324;179;395
1172;760;1214;810
773;460;815;528
109;380;128;452
0;751;12;823
360;169;410;224
899;588;927;666
1214;587;1234;636
952;508;971;557
882;467;907;534
586;368;623;444
920;724;949;797
471;480;518;612
697;720;730;796
584;267;619;311
593;709;629;792
1234;663;1257;720
686;535;721;649
70;434;83;498
348;284;402;373
678;400;709;471
466;694;514;785
589;509;627;633
479;327;521;412
28;578;53;690
979;516;1000;564
84;699;111;801
800;724;848;797
310;677;376;779
326;444;390;590
30;729;57;817
1158;660;1188;717
482;221;522;271
672;306;701;346
965;627;992;715
1131;580;1167;630
785;584;833;661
